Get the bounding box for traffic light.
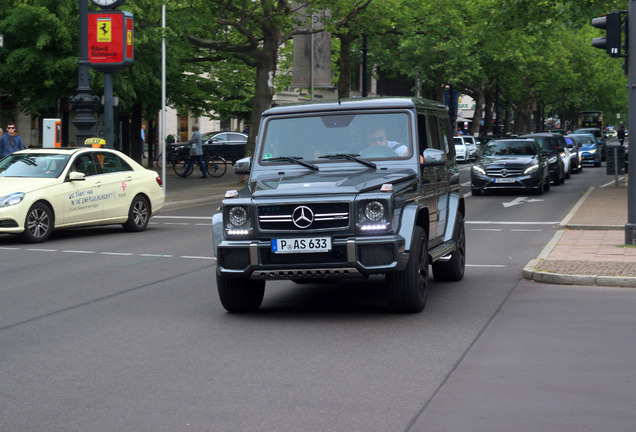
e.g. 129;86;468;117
592;11;622;57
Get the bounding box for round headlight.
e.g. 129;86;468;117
364;201;385;221
228;206;248;226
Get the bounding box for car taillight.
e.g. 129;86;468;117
156;176;163;187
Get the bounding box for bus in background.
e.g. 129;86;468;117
577;110;603;130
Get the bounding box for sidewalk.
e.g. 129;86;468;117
152;161;636;288
523;178;636;287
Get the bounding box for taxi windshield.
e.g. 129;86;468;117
0;153;70;178
259;112;412;163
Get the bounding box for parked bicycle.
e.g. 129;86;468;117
173;150;227;178
154;144;180;169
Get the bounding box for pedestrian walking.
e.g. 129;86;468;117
182;124;208;178
618;125;626;146
141;124;147;158
0;122;25;157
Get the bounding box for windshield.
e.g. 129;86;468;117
482;140;537;157
581;143;598;151
259;112;411;164
0;153;70;178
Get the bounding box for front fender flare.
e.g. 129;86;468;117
212;212;224;257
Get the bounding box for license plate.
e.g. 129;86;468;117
272;237;331;254
494;177;516;183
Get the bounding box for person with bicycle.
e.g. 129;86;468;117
181;124;208;178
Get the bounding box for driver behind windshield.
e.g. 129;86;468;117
365;126;408;156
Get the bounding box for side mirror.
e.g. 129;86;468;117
422;148;446;166
68;171;86;181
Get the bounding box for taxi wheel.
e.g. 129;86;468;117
21;202;54;243
123;195;150;232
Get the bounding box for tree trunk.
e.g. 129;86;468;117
337;32;355;99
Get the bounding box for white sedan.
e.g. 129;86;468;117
0;147;165;243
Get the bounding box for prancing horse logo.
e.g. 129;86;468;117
292;206;314;229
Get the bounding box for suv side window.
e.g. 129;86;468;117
417;113;429;156
437;115;453;157
427;115;441;150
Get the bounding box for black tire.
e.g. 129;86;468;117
471;188;481;196
21;202;54;243
386;226;428;313
217;272;265;313
173;158;192;177
543;176;550;191
433;214;466;282
122;195;150;232
205;156;228;178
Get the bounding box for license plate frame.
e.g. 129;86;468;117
494;177;516;183
272;237;332;254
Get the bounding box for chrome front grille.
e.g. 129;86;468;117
485;167;524;177
258;203;349;231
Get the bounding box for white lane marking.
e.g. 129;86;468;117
471;228;502;232
559;186;592;227
467;221;559;225
5;247;215;261
182;256;216;260
153;215;212;220
100;252;135;256
502;197;544;208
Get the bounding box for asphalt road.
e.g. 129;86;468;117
0;161;628;432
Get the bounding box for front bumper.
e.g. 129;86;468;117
216;234;408;280
471;173;542;192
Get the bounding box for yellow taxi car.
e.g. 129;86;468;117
0;147;165;243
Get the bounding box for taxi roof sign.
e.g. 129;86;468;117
85;137;106;148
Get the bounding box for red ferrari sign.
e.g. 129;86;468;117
88;11;134;71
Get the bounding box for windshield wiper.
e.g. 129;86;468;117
264;156;319;171
319;153;376;168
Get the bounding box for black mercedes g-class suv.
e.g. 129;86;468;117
212;97;466;313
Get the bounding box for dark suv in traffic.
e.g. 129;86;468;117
212;97;466;313
520;133;565;185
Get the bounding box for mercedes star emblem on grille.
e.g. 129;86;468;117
500;169;509;177
292;206;314;229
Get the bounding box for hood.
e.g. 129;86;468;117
0;177;59;196
250;168;416;197
476;155;538;168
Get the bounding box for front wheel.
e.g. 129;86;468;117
217;272;265;313
123;195;150;232
205;156;228;178
433;214;466;281
386;226;428;313
21;202;54;243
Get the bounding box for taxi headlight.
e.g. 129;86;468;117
548;156;558;164
0;192;25;208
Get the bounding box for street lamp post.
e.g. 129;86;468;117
70;0;99;147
